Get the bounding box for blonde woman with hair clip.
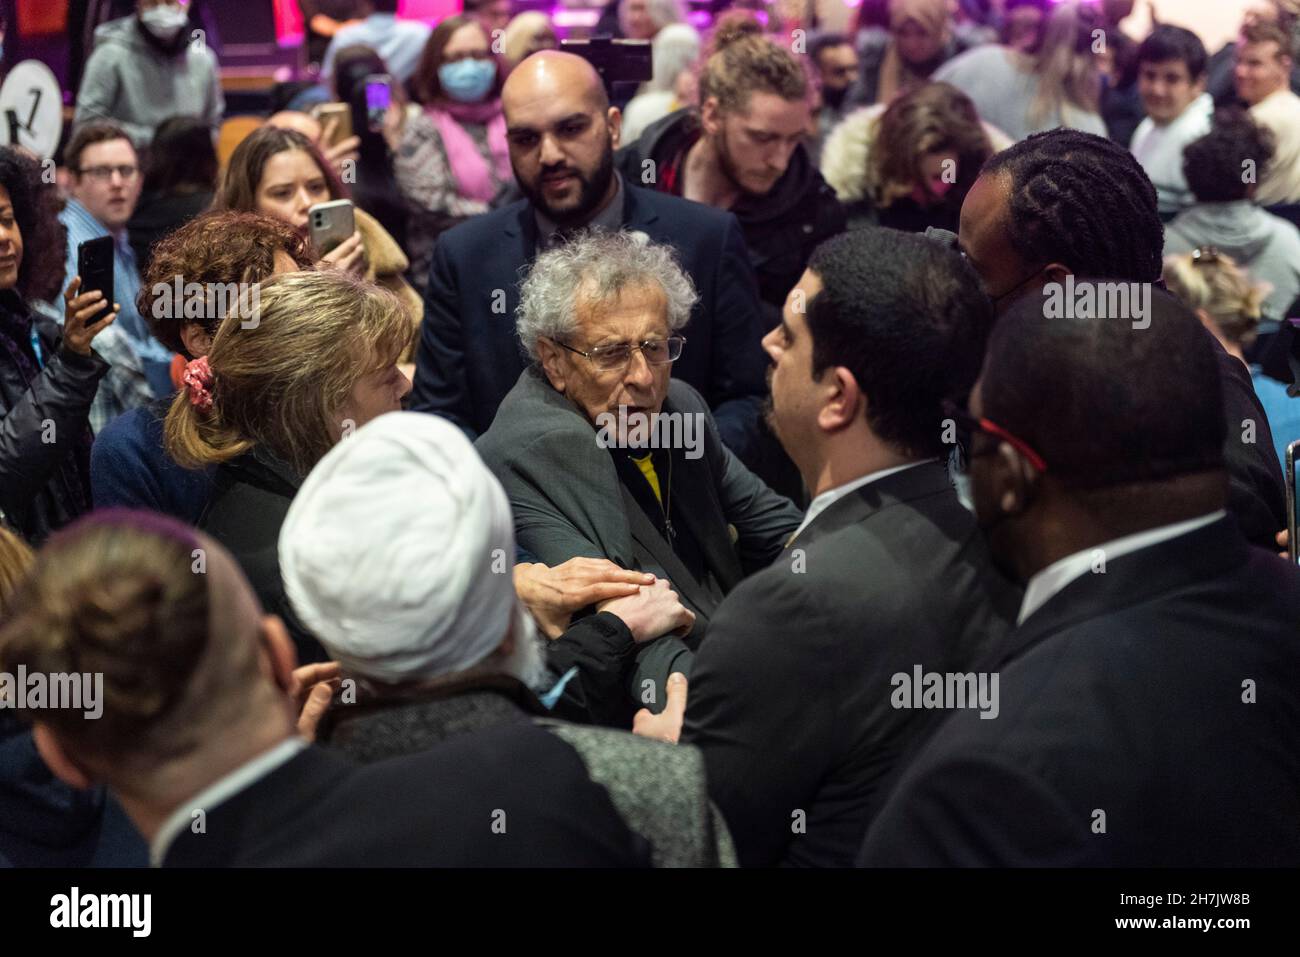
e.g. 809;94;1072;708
933;0;1107;141
163;270;414;662
1164;247;1300;470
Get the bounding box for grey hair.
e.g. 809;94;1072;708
516;230;699;361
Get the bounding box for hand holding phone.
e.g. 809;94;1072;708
61;275;118;356
76;236;114;318
313;102;353;146
308;199;356;256
363;74;393;133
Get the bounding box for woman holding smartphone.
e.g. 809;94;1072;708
214;126;422;361
0;147;117;545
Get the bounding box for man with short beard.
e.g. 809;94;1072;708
410;50;770;474
615;19;846;322
807;33;860;166
74;0;224;147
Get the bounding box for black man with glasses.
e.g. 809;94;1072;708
861;284;1300;867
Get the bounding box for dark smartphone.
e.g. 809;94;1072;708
363;74;391;133
76;236;114;321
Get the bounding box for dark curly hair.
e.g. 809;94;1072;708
137;210;314;358
982;128;1165;283
1183;108;1276;204
0;146;68;303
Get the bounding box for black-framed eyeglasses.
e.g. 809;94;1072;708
1192;246;1222;266
553;336;686;372
77;164;139;182
943;400;1048;474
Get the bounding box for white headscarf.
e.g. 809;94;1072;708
279;411;521;683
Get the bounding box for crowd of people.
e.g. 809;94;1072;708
0;0;1298;869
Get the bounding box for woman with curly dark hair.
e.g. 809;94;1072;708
821;82;1010;233
0;146;118;545
90;210;313;523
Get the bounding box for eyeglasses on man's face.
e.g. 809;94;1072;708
554;335;686;372
78;164;140;183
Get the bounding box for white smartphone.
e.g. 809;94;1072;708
308;199;355;256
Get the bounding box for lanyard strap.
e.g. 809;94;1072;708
29;325;43;369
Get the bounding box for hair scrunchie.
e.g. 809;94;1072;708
181;356;215;412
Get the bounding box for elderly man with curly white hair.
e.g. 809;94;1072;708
476;229;801;715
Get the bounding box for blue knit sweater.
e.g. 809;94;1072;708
90;399;214;522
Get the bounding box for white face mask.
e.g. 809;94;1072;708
140;4;189;43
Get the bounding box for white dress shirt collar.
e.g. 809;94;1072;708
150;737;307;867
790;459;936;543
1017;511;1226;626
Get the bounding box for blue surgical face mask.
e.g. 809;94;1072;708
438;59;496;103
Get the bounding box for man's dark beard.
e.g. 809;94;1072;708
520;135;616;228
715;124;765;199
822;85;849;110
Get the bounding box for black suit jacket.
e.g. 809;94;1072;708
409;180;769;463
1214;338;1289;548
858;516;1300;867
681;461;1023;867
163;724;652;867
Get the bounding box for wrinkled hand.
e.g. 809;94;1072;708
633;672;687;743
288;661;341;742
514;557;653;639
317;230;366;278
598;577;695;642
61;276;117;356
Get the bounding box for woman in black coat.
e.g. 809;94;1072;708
0;148;118;545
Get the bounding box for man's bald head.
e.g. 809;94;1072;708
502;50;609;120
0;511;296;792
501;50;622;227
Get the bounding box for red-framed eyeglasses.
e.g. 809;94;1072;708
943;400;1048;474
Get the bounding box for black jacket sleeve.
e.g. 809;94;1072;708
0;339;106;521
408;235;475;435
704;215;769;466
545;611;639;727
681;569;838;867
1215;340;1288;548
